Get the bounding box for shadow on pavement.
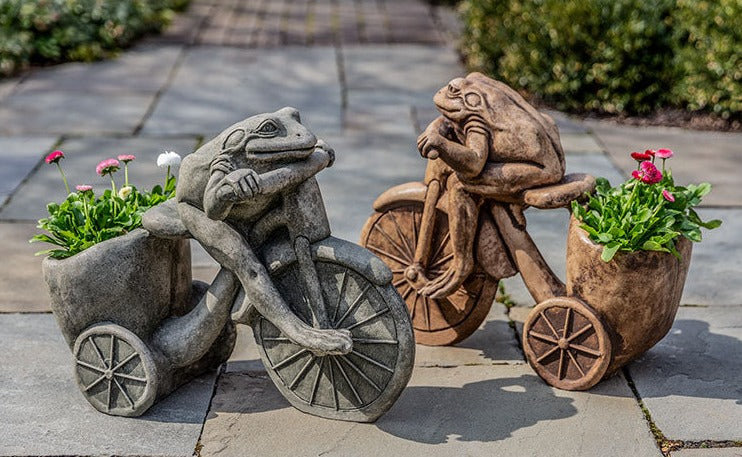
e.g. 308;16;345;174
376;374;577;444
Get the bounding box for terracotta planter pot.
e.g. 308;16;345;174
566;216;692;375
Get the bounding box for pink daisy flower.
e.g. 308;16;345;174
75;184;93;192
117;154;136;163
45;150;65;164
655;148;674;159
662;189;675;202
96;158;120;176
632;160;663;184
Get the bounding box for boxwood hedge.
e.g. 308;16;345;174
460;0;741;119
0;0;188;77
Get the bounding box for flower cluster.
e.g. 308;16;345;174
32;150;182;259
572;148;720;262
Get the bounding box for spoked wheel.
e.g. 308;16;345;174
523;297;612;391
73;323;158;417
361;204;497;345
253;260;415;422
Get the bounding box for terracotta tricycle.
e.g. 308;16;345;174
361;73;691;390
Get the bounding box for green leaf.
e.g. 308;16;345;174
601;242;621;262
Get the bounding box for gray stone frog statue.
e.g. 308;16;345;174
176;107;415;422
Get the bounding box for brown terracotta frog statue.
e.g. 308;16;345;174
176;107;353;356
416;72;565;298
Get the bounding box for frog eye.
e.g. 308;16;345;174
257;120;279;135
448;83;461;95
464;92;482;108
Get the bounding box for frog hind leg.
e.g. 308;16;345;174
419;180;476;299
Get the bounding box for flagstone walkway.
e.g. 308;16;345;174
0;1;740;456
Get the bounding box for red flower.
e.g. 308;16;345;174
45;150;65;164
96;158;120;176
662;189;675;202
117;154;136;163
631;151;653;162
644;149;656;157
632;161;663;184
656;148;674;159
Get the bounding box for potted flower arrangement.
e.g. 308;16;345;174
32;150;193;349
568;148;721;373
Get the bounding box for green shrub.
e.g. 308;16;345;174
0;0;188;77
461;0;676;114
672;0;741;119
460;0;741;119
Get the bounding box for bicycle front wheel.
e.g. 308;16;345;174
253;259;414;422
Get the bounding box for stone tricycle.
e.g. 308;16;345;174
43;107;415;422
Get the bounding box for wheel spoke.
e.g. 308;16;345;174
567;323;594;342
332;271;348;323
334;283;371;328
329;358;340;410
111;351;139;372
557;349;565;380
569;343;602;357
374;224;413;262
88;336;108;367
367;246;409;267
339;355;382;392
393;277;407;288
529;331;559;345
352;338;398;345
112;377;135;408
113;372;148;383
430;252;454;269
388;211;415;260
562;308;572;339
535;344;561;363
430;232;450;265
309;358;324;406
109;334;115;369
289;355;316;390
270;349;308;370
566;349;586;377
350;349;394;373
106;378;113;412
408;290;417;321
345;308;390;331
539;311;561;339
333;357;363;405
83;374;107;392
76;359;106;373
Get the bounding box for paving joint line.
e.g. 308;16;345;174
193;362;228;457
0;136;64;215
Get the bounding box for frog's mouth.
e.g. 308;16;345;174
248;144;316;162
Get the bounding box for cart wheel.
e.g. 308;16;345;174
523;297;612;391
361;204;497;345
73;323;158;417
253;260;414;422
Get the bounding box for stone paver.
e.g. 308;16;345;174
629;306;742;441
587;121;742;207
200;364;660;457
0;136;58;207
0;223;50;312
672;449;742;457
0;314;215;456
0;136;198;221
143;47;342;136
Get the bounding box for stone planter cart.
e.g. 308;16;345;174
43;109;415;422
362;73;693;390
